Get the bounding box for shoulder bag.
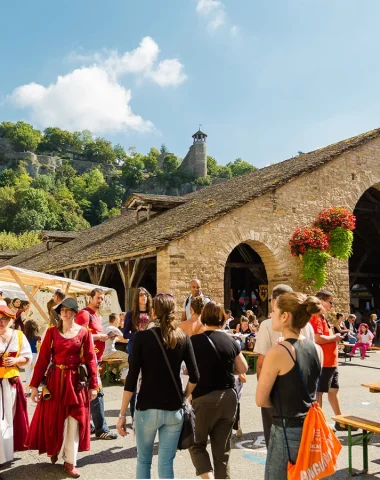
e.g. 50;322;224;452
150;329;195;450
276;343;342;480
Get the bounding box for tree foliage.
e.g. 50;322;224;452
0;121;41;152
0;231;41;251
227;158;256;177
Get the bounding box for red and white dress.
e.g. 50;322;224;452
0;330;32;464
26;326;98;464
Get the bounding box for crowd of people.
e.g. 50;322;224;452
0;278;376;479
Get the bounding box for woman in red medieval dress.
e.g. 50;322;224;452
0;305;31;465
26;297;98;479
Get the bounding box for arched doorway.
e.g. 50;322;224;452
224;243;268;322
350;186;380;312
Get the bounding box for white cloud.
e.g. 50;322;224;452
69;37;187;86
10;66;153;133
8;37;187;133
196;0;226;31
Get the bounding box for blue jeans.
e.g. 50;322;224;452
265;425;302;480
134;408;184;479
90;391;108;435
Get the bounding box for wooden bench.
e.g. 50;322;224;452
338;343;352;362
332;415;380;475
241;350;258;374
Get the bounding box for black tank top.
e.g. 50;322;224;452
270;338;321;420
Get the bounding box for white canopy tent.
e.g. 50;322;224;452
0;265;121;325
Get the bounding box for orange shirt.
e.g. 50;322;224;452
309;314;338;368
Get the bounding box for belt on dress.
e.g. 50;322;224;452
52;363;80;393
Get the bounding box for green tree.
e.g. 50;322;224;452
217;165;232;179
0;186;16;231
114;144;128;163
84;137;117;164
207;156;219;177
12;188;50;232
31;174;55;192
0;121;41;152
227;158;256;177
121;156;145;187
39;127;76;153
160;144;168;154
0;169;17;187
0;231;41;251
143;148;159;174
55;161;77;186
163;154;178;173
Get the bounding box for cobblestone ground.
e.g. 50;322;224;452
1;350;379;479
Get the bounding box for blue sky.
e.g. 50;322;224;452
1;0;380;168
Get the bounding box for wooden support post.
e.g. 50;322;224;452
9;270;49;323
98;265;106;285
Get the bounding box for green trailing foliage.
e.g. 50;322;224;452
301;249;330;290
329;227;353;260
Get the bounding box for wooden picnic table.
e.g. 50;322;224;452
361;382;380;393
241;350;259;374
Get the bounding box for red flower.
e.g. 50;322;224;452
289;227;329;257
314;206;356;232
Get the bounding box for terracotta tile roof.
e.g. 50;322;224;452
5;127;380;273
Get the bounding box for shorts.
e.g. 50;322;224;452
317;367;339;393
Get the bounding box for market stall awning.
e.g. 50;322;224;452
0;266;115;322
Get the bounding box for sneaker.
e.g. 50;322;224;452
347;353;354;357
334;422;358;432
96;430;118;440
236;427;243;438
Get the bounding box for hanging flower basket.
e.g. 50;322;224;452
289;227;330;288
314;206;356;260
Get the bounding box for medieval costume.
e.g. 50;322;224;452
0;305;32;464
26;321;98;467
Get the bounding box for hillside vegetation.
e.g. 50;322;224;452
0;121;257;249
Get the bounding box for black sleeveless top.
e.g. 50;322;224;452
270;338;321;420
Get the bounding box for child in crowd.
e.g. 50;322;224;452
348;323;374;359
103;313;129;381
233;373;246;438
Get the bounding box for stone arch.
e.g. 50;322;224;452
222;232;282;320
349;182;380;311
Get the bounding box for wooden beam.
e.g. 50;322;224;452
9;270;49;323
117;262;126;287
98;264;106;285
129;259;141;287
226;262;264;269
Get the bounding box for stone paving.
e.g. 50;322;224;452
1;350;379;479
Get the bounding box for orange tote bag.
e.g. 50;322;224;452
287;401;342;480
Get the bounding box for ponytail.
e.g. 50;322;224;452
153;294;185;349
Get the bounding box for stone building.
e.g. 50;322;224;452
3;127;380;315
177;129;207;178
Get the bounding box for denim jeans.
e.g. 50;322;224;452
265;425;302;480
134;408;184;479
90;391;108;435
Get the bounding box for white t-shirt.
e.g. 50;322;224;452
183;295;193;320
0;300;6;306
360;332;372;344
254;318;315;355
104;325;123;357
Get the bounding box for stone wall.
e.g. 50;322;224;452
178;141;207;178
157;137;380;315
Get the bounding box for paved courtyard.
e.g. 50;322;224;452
1;351;379;479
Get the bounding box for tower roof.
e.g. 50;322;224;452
192;129;207;138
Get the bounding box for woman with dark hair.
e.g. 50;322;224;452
190;301;248;479
123;287;153;418
10;298;21;315
26;297;98;478
117;293;199;479
14;301;31;332
256;293;324;480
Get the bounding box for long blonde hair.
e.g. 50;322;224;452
153;294;185;349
